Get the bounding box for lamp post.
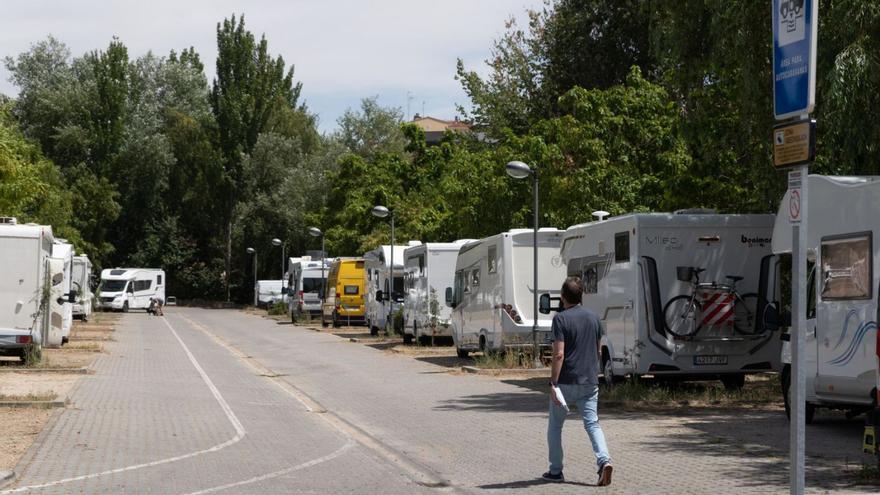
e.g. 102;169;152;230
271;238;285;286
371;205;394;335
246;247;257;307
308;227;325;307
506;160;541;366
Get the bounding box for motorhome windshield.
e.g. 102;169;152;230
100;280;127;292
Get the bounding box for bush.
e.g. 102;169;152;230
267;301;287;316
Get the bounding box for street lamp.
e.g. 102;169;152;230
506;160;541;366
246;247;257;307
271;238;285;287
371;205;394;335
308;227;326;309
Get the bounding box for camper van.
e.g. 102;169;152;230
255;280;286;308
51;240;75;342
447;229;567;358
98;268;166;312
774;175;880;421
0;220;63;362
403;241;472;344
552;212;780;388
365;244;417;335
287;257;330;322
322;258;366;327
72;255;94;321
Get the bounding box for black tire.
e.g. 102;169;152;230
403;333;413;345
456;348;469;359
733;293;761;335
122;302;129;313
663;295;701;338
602;351;615;388
332;312;341;328
782;364;816;424
291;311;297;324
721;374;746;391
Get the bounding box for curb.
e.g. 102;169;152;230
0;367;90;374
0;470;14;489
0;400;66;409
460;366;550;376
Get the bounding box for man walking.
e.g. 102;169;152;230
543;276;613;486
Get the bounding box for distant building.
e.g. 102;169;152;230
411;115;471;144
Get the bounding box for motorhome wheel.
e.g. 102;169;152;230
122;301;129;313
602;353;615;388
782;365;815;424
332;312;341;328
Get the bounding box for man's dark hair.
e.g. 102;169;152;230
561;276;583;305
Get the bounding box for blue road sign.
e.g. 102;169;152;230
773;0;817;120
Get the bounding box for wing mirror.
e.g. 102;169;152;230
376;290;385;302
445;287;454;308
539;293;561;314
68;288;78;303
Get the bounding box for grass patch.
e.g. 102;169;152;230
472;349;541;369
61;342;102;352
600;374;780;407
267;302;287;316
0;392;58;402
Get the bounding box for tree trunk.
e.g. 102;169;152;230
225;220;232;302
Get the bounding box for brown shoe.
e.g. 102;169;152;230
597;463;613;486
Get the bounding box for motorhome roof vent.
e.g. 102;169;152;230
674;208;717;215
0;217;17;225
592;211;610;221
407;240;422;247
110;269;127;276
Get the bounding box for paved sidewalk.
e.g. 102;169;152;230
186;308;877;494
6;311;432;494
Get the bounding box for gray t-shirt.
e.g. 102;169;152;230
551;305;601;385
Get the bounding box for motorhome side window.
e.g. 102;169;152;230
820;233;872;300
487;246;497;274
583;266;598;294
157;275;162;285
471;269;480;288
614;232;629;263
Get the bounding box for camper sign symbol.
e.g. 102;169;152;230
789;189;801;223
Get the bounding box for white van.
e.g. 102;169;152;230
774;175;880;422
0;220;63;362
365;244;415;335
51;240;75;342
446;229;567;358
552;212;780;388
255;280;286;308
402;241;473;345
288;257;330;322
98;268;166;312
72;255;94;321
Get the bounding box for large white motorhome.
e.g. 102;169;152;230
552;212;780;388
402;241;473;345
51;240;75;342
287;257;331;323
72;255;94;321
447;229;567;358
0;219;63;362
774;175;880;422
365;243;417;335
98;268;166;312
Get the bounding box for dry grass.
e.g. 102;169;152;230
0;407;53;470
472;348;545;370
60;342;102;352
600;374;781;409
0;392;58;402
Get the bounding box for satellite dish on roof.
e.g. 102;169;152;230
592;211;610;221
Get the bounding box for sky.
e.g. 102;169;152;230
0;0;542;133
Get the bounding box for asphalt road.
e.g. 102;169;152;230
4;308;876;494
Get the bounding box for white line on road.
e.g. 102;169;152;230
180;439;356;495
2;316;247;493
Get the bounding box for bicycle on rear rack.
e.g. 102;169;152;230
663;266;761;339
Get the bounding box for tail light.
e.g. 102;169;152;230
298;291;304;308
16;335;32;344
495;303;522;324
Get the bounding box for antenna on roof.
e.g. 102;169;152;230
592;210;610;221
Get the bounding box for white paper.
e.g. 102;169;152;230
552;386;569;412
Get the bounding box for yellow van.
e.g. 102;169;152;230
322;258;366;327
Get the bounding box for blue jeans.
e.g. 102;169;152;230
548;383;611;474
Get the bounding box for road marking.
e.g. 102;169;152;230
1;316;247;493
180;439;356;495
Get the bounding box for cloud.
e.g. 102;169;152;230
0;0;541;131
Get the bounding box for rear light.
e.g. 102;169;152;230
16;335;32;344
495;303;523;324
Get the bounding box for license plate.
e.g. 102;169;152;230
693;355;728;366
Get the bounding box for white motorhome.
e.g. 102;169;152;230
255;279;286;308
774;175;880;421
287;257;331;322
98;268;166;312
0;219;63;362
447;229;567;358
72;255;94;321
554;212;780;389
51;240;75;342
365;243;416;335
402;241;473;345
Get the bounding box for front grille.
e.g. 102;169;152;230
102;297;115;303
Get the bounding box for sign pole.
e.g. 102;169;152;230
789;163;808;495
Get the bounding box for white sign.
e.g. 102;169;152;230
788;170;802;224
